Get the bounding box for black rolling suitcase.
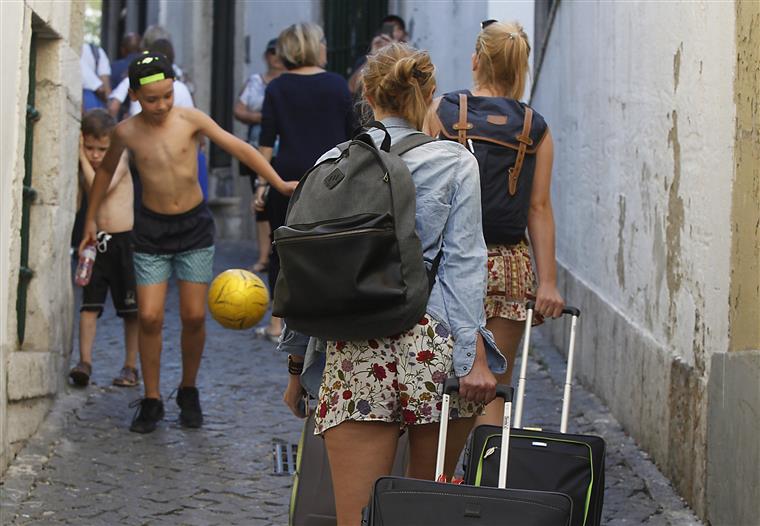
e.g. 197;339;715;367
464;303;606;526
362;379;573;525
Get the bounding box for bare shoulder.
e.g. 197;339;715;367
175;106;206;123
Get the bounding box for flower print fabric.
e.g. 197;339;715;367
484;241;544;324
314;315;483;435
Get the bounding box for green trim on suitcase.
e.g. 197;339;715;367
289;416;309;526
474;432;594;526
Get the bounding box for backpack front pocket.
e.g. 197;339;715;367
273;213;405;318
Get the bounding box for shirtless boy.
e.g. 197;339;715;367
80;52;296;433
69;109;139;388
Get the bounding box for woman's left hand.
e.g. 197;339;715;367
283;374;307;418
534;283;564;318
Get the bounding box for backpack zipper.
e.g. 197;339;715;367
275;227;390;245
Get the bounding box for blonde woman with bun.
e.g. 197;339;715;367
284;43;506;525
426;20;564;428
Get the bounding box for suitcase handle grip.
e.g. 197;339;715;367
526;300;581;317
443;378;513;402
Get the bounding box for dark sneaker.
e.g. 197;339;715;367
176;386;203;428
129;398;165;434
69;362;92;387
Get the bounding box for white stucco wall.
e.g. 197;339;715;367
533;1;734;374
530;1;736;513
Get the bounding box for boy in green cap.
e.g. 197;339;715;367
80;52;296;433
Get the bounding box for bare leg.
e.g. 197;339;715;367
324;421;399;526
267;315;283;337
123;315;139;369
255;220;271;267
178;280;208;388
476;317;524;426
78;310;99;364
407;417;475;479
137;282;169;399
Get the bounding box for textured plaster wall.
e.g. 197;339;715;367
530;1;735;517
728;0;760;354
706;2;760;523
0;0;83;473
0;0;31;472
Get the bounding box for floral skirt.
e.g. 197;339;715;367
484;241;543;325
314;315;483;435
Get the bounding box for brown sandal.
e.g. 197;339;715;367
69;362;92;387
113;366;139;387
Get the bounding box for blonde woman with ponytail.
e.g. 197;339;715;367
283;43;506;525
425;20;564;428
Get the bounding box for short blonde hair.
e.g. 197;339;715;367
362;43;436;130
277;23;324;70
474;21;530;100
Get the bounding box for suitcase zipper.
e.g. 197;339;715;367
275;227;390;245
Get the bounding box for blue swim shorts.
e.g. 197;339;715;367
133;246;215;286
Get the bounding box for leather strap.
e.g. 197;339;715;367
452;93;473;146
508;107;534;195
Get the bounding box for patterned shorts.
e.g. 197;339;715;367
314;315;483;435
484;242;542;324
133;246;215;286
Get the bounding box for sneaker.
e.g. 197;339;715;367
129;398;165;434
176;386;203;428
69;362;92;387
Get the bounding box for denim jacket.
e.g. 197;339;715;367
278;117;506;397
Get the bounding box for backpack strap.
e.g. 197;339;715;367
389;133;436;156
508;107;534;195
452;93;473;146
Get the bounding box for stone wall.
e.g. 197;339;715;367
0;0;83;473
530;1;738;519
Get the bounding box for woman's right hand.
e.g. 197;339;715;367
78;218;98;256
283;374;307;418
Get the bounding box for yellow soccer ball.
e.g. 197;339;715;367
207;269;270;330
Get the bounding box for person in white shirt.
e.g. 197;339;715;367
108;39;193;118
82;42;112;111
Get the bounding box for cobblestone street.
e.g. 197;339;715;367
1;241;701;525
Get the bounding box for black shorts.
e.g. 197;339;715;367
81;231;138;318
132;201;215;255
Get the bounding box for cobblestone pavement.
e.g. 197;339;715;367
1;241;701;525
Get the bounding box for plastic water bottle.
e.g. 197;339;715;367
75;244;97;287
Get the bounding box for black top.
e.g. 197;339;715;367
260;71;353;182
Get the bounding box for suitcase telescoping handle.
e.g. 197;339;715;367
514;301;581;433
437;379;514;489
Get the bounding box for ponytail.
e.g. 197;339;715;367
474;21;530;99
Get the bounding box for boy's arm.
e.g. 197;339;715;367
187;108;296;195
79;144;127;195
79;126;126;254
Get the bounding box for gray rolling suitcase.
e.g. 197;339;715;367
289;411;408;526
362;379;573;525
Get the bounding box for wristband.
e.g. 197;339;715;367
288;355;304;376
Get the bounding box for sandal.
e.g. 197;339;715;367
254;326;281;343
69;361;92;387
113;366;140;387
